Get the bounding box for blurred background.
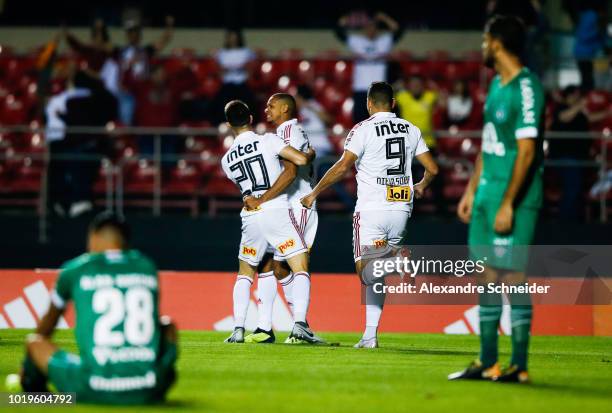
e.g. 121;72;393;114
0;0;610;271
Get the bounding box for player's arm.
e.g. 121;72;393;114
35;304;64;338
494;138;536;233
375;12;401;37
244;160;298;211
279;146;312;166
301;150;357;208
334;15;349;42
413;151;439;198
457;152;482;224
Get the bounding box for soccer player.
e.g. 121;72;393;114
448;15;544;383
8;212;177;403
221;100;323;345
301;82;439;348
242;93;319;343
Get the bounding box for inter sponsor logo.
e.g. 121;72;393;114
375;121;409;137
386;186;411;202
277;239;296;254
242;246;257;257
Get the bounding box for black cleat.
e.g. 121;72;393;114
448;360;501;381
493;365;530;383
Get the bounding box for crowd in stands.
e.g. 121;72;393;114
0;5;611;218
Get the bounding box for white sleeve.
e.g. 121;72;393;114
344;125;366;158
220;156;232;181
289;127;310;152
413;126;429;156
346;34;360;53
266;133;289;155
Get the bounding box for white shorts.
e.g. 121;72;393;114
352;210;410;262
269;206;318;261
238;208;308;267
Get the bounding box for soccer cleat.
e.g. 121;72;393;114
353;337;379;348
284;321;325;344
224;327;245;343
493;365;530;384
5;374;23;392
244;328;276;344
448;360;501;381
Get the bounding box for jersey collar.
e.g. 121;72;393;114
276;118;298;134
370;111;396;119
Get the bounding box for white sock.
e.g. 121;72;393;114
292;272;310;323
363;283;385;339
278;273;295;315
256;271;277;331
233;275;252;328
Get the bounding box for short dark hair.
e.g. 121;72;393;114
485;15;526;59
89;212;130;247
367;81;394;107
271;93;297;118
224;100;252;127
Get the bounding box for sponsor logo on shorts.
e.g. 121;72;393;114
242;246;257;256
277;239;296;254
386;186;411;202
374;239;388;248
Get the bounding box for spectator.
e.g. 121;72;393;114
335;11;403;123
64;19;120;97
116;16;174;125
132;65;179;168
549;85;612;220
445;79;473;127
167;50;202;122
396;75;439;149
569;1;610;91
46;70;117;217
211;29;257;125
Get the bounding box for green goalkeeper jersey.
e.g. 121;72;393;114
52;249;161;388
477;67;545;209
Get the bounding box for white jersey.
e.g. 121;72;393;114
276;119;316;209
344;111;429;212
221;130;290;216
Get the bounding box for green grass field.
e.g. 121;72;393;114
1;330;611;412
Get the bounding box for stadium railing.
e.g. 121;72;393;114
0;124;609;243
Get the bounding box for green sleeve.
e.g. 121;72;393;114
51;268;74;309
514;75;544;140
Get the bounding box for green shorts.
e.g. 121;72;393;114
48;341;177;405
468;197;539;271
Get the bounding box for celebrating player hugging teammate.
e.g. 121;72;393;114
221;100;324;345
301;81;439;348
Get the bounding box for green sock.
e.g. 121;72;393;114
510;293;532;371
479;292;502;368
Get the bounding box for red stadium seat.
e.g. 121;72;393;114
296;60;315;84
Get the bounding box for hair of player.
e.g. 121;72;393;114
367;81;394;108
271;93;297;118
485;15;526;59
224;100;252;127
89;212;131;248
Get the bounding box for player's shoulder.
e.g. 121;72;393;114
348;114;378;135
61;253;96;271
126;250;158;273
517;68;544;92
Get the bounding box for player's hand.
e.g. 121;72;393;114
494;202;514;234
243;195;262;211
413;182;425;199
457;191;474;224
301;193;315;209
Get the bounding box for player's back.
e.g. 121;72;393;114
221;130;289;214
56;250;161;395
345;112;429;212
